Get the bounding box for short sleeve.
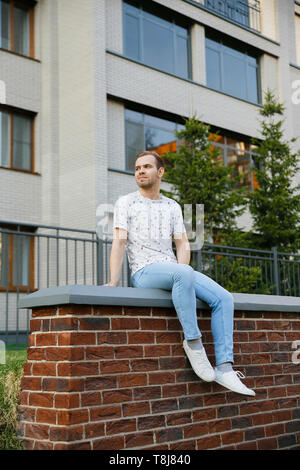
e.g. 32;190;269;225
113;196;129;231
173;203;186;235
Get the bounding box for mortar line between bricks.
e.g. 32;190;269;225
122;427;299;451
28;358;300;364
21;394;300;410
21;396;300;417
24;370;300;383
20;413;300;449
24;378;300;395
27;409;300;429
21;418;298;441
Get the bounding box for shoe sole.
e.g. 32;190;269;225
214;377;256;396
183;342;216;382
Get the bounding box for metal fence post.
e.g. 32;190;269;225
127;258;132;287
272;246;280;295
196;249;202;272
97;238;104;286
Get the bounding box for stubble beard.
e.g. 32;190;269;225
137;177;155;189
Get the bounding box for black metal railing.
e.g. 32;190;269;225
203;0;261;33
0;222;99;348
1;221;299;346
100;238;300;297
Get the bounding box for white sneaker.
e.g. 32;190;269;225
214;368;256;396
183;340;216;382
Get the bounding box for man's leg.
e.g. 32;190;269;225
192;270;234;366
132;263;255;396
132;262;200;339
131;262;215;381
193;269;255;396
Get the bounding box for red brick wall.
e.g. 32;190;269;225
17;304;300;450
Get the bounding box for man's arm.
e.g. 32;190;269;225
104;228;127;286
174;232;191;265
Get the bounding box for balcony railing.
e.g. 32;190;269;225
203;0;261;33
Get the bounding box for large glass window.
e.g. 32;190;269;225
295;10;300;66
0;225;34;292
123;1;191;79
209;133;259;190
0;109;34;171
12;114;32;170
14;2;30;56
206;36;260;104
0;0;34;57
0;110;10;167
125;108;184;171
0;0;10;50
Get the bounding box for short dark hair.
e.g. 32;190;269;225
135;150;165;170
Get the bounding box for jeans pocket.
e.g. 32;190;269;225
132;269;144;287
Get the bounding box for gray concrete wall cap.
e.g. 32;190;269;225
18;284;300;312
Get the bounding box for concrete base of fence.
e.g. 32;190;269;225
17;285;300;450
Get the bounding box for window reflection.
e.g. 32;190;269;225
0;0;10;50
0;0;33;57
0;232;9;286
209;133;257;190
12;235;30;286
0;227;33;290
227;148;251;189
124;2;190;79
0;110;10;167
206;36;260;104
125;110;259;191
143;17;174;73
14;4;29;56
125;109;183;171
204;0;250;28
13;114;32;171
210;145;225;165
226;138;251;151
0;110;33;171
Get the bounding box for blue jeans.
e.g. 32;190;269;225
131;262;234;366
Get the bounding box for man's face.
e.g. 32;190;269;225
134;155;164;188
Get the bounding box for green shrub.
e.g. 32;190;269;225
0;349;27;450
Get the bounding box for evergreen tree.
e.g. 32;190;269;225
161;116;247;243
246;89;300;252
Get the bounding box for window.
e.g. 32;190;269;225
125;108;184;172
0;224;35;292
295;5;300;65
123;1;191;79
0;108;34;171
206;35;260;103
205;0;250;28
209;132;259;190
0;0;35;57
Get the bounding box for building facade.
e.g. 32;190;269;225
0;0;300;337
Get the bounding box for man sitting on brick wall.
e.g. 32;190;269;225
104;150;255;397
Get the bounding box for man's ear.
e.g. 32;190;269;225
158;167;165;178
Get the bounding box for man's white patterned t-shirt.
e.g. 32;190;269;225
113;190;186;276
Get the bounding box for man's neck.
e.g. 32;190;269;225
139;188;161;200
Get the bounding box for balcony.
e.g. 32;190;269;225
202;0;261;33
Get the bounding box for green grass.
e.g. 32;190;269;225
0;348;27;450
